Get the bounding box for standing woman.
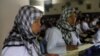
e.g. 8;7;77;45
2;5;43;56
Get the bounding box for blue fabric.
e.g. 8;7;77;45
40;39;47;54
83;45;100;56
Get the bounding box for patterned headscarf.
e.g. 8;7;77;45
3;5;43;56
57;7;77;45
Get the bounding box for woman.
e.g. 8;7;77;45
93;21;100;46
2;5;43;56
81;18;90;31
57;7;80;46
45;7;79;56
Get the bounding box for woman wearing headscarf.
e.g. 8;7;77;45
57;7;81;46
2;5;43;56
45;7;81;56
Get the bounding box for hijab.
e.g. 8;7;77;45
3;5;43;56
56;7;77;45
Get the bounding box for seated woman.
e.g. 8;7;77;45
93;21;100;46
45;7;80;56
81;18;90;31
80;21;100;56
76;19;83;35
2;5;43;56
80;17;97;43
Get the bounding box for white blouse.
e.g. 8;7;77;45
45;27;67;56
70;31;81;45
93;29;100;46
2;44;38;56
82;22;90;31
76;24;83;34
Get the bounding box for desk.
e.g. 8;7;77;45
66;44;93;56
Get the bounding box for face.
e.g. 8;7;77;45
67;13;77;26
31;17;41;34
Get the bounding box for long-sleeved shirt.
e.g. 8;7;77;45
82;22;90;31
93;29;100;46
45;27;67;56
70;31;81;45
2;44;38;56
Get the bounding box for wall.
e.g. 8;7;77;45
45;0;100;15
71;0;100;13
0;0;29;54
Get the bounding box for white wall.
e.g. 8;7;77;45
0;0;29;54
